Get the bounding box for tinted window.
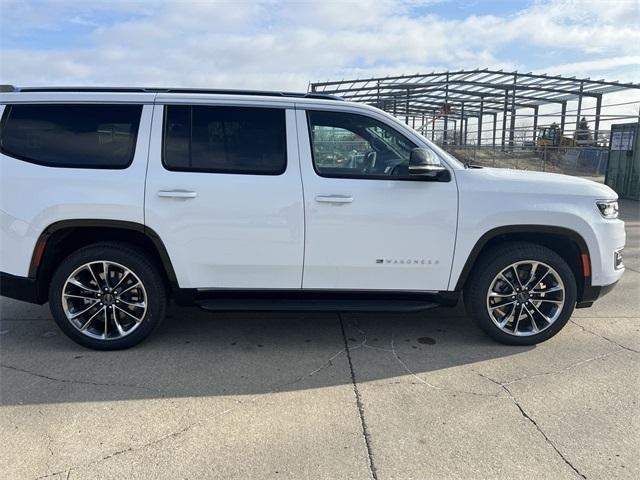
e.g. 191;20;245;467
0;104;142;168
163;105;286;175
307;110;417;179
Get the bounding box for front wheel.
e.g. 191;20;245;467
49;242;167;350
465;242;577;345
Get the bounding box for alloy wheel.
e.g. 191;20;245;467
61;261;147;340
486;260;565;336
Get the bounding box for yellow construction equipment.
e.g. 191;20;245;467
536;124;576;148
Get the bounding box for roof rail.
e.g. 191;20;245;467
13;86;344;101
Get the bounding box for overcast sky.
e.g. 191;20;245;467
1;0;638;135
1;0;638;89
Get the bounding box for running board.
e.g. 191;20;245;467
193;290;445;312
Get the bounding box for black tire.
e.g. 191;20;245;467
464;242;577;346
49;242;167;350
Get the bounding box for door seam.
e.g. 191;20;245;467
294;106;307;289
142;94;158;227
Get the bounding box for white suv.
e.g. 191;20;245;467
0;87;625;349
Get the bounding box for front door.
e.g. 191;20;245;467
145;102;304;289
297;108;458;291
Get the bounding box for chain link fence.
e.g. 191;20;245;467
441;144;609;182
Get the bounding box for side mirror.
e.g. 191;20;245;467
408;148;447;178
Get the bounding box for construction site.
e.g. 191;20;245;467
310;69;640;197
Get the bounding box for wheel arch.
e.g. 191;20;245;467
29;220;178;303
454;225;593;304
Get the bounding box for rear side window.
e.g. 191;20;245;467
0;104;142;168
163;105;286;175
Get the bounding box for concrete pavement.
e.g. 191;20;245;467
1;200;638;480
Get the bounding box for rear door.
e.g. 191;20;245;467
296;106;458;291
145;98;304;289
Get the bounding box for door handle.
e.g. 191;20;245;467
315;195;353;204
157;190;198;199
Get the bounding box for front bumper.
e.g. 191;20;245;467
576;278;620;308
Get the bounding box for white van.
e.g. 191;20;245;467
0;87;625;349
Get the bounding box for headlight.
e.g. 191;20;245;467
596;200;618;219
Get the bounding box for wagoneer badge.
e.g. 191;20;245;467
376;259;439;265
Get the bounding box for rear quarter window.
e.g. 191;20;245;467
0;104;143;169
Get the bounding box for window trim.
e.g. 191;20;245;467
161;104;288;176
0;103;142;170
305;109;450;182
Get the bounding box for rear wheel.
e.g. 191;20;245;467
49;242;166;350
465;242;577;345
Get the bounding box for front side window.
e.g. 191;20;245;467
0;104;142;168
307;110;418;179
163;105;286;175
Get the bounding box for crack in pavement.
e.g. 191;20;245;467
570;320;640;353
502;348;627;386
339;314;378;480
1;363;161;393
275;317;371;391
275;348;346;390
34;404;241;480
478;373;587;480
31;319;365;479
388;331;505;398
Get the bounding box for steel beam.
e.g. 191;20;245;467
508;73;517;148
492;113;497;148
459;103;465;145
478;100;484;146
443;72;449;145
501;90;508;147
464;117;468;145
405;89;410;124
575;81;584;133
594;94;602;143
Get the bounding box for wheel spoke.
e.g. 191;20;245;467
103;306;109;339
113;312;127;336
510;266;524;289
118;298;145;309
513;305;525;333
498;304;516;328
69;301;100;319
80;306;105;331
529;302;553;325
524;262;539;289
523;304;539;333
111;270;132;292
68;277;100;293
533;269;552;289
114;305;144;323
489;291;514;298
64;293;97;301
533;285;563;294
103;261;110;289
536;298;564;304
498;273;517;293
86;264;102;290
119;282;141;296
490;300;515;311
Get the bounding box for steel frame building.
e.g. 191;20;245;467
309;69;640;147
